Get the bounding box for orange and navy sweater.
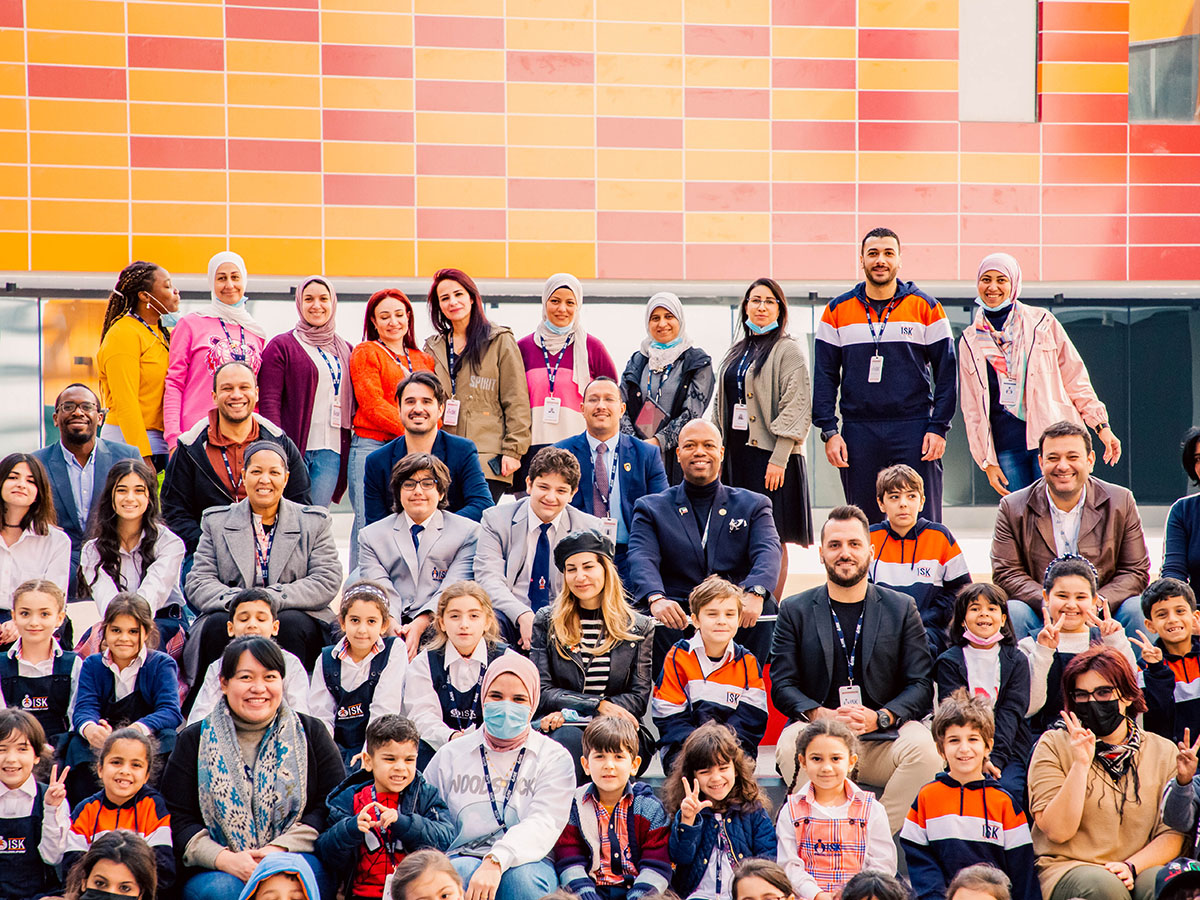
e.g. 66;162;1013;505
1142;635;1200;743
66;785;174;891
870;518;971;656
651;635;768;771
899;773;1039;900
813;281;956;433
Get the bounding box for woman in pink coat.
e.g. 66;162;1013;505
958;252;1121;496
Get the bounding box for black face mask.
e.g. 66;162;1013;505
1075;699;1125;737
80;889;138;900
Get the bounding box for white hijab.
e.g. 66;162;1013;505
196;251;267;338
639;292;693;371
535;273;590;394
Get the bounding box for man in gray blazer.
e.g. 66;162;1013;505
356;452;478;660
32;383;139;603
474;446;601;649
185;441;342;676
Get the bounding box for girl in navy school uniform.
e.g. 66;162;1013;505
934;582;1033;799
1017;554;1136;736
308;581;407;768
402;581;510;767
663;721;775;900
0;579;80;755
0;708;71;900
63;593;182;805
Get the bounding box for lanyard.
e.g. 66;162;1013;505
370;784;402;862
712;815;737;896
649;363;674;405
316;347;343;398
479;744;526;828
594;442;619;516
541;338;572;395
447;340;460;395
735;350;753;404
218;447;242;496
128;312;170;351
376;339;412;373
218;320;248;362
831;607;860;684
254;520;275;585
861;299;898;354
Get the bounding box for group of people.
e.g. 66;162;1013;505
0;227;1193;900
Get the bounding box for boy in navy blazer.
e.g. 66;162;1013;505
628;419;781;670
363;372;493;526
556;377;668;585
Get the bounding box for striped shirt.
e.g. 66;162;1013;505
579;609;611;696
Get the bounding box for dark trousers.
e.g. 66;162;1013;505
840;417;943;524
650;596;777;673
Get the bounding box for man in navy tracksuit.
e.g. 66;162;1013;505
813;227;958;523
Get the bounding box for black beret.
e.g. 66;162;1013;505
553;528;615;572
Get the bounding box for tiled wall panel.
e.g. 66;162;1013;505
0;0;1197;280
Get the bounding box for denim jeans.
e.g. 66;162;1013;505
348;434;388;572
304;448;341;508
1114;594;1149;658
182;853;332;900
996;447;1040;493
1008;599;1042;640
451;856;557;900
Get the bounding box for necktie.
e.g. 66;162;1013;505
593;441;610;516
411;523;423;555
529;522;551;610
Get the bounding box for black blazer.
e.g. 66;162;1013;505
934;644;1032;770
530;606;654;718
768;583;933;733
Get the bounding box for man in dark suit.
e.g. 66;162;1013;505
556;376;668;585
363;371;493;528
769;505;939;834
33;383;139;601
628;418;780;669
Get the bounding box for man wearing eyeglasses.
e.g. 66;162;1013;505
355;451;479;660
32;383;139;603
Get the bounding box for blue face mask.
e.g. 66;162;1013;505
650;335;683;350
482;701;530;739
543;319;573;335
160;312;181;328
975;296;1013;313
745;318;779;335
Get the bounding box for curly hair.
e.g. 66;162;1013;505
662;722;766;816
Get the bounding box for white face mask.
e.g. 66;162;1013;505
975;296;1013;313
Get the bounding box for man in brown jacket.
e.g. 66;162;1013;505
991;420;1150;640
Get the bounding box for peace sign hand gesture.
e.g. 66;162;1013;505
1063;710;1096;768
44;764;70;809
1037;607;1068;650
679;777;713;827
1086;601;1122;638
1177;728;1200;785
1131;630;1164;666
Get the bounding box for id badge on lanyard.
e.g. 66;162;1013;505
1000;377;1019;407
542;396;561;424
731;403;749;430
443;399;461;426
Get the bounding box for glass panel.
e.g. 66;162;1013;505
0;298;45;455
40;297;109;448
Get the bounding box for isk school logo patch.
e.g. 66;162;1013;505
0;837;26;852
337;703;365;720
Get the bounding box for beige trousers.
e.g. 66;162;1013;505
774;719;942;833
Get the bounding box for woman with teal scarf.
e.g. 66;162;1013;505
714;278;814;596
163;635;345;900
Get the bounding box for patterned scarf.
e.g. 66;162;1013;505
1095;719;1141;784
197;698;308;851
971;303;1031;420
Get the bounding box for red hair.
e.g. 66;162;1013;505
1062;645;1146;716
363;289;418;351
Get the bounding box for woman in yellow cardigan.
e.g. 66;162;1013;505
97;261;181;471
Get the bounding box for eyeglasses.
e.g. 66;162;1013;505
401;478;438;492
747;297;778;308
56;401;100;415
1069;686;1120;703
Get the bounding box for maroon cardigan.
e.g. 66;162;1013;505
258;330;353;503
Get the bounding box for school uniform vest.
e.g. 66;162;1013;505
787;788;876;893
0;783;57;900
322;637;397;767
64;667;175;768
0;654;75;747
427;644;508;733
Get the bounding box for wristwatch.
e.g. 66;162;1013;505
820;428;839;443
747;586;768;601
876;709;895;730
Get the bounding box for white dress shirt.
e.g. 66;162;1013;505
308;636;408;739
0;640;80;716
402;639;491;751
1046;485;1087;557
0;527;71;611
59;443;95;532
0;774;69;865
79;527;186;615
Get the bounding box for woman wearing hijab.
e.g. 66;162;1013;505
258;276;354;508
163;251;266;452
620;292;715;484
516;274;617;479
959;252;1121;497
424;653;574;900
